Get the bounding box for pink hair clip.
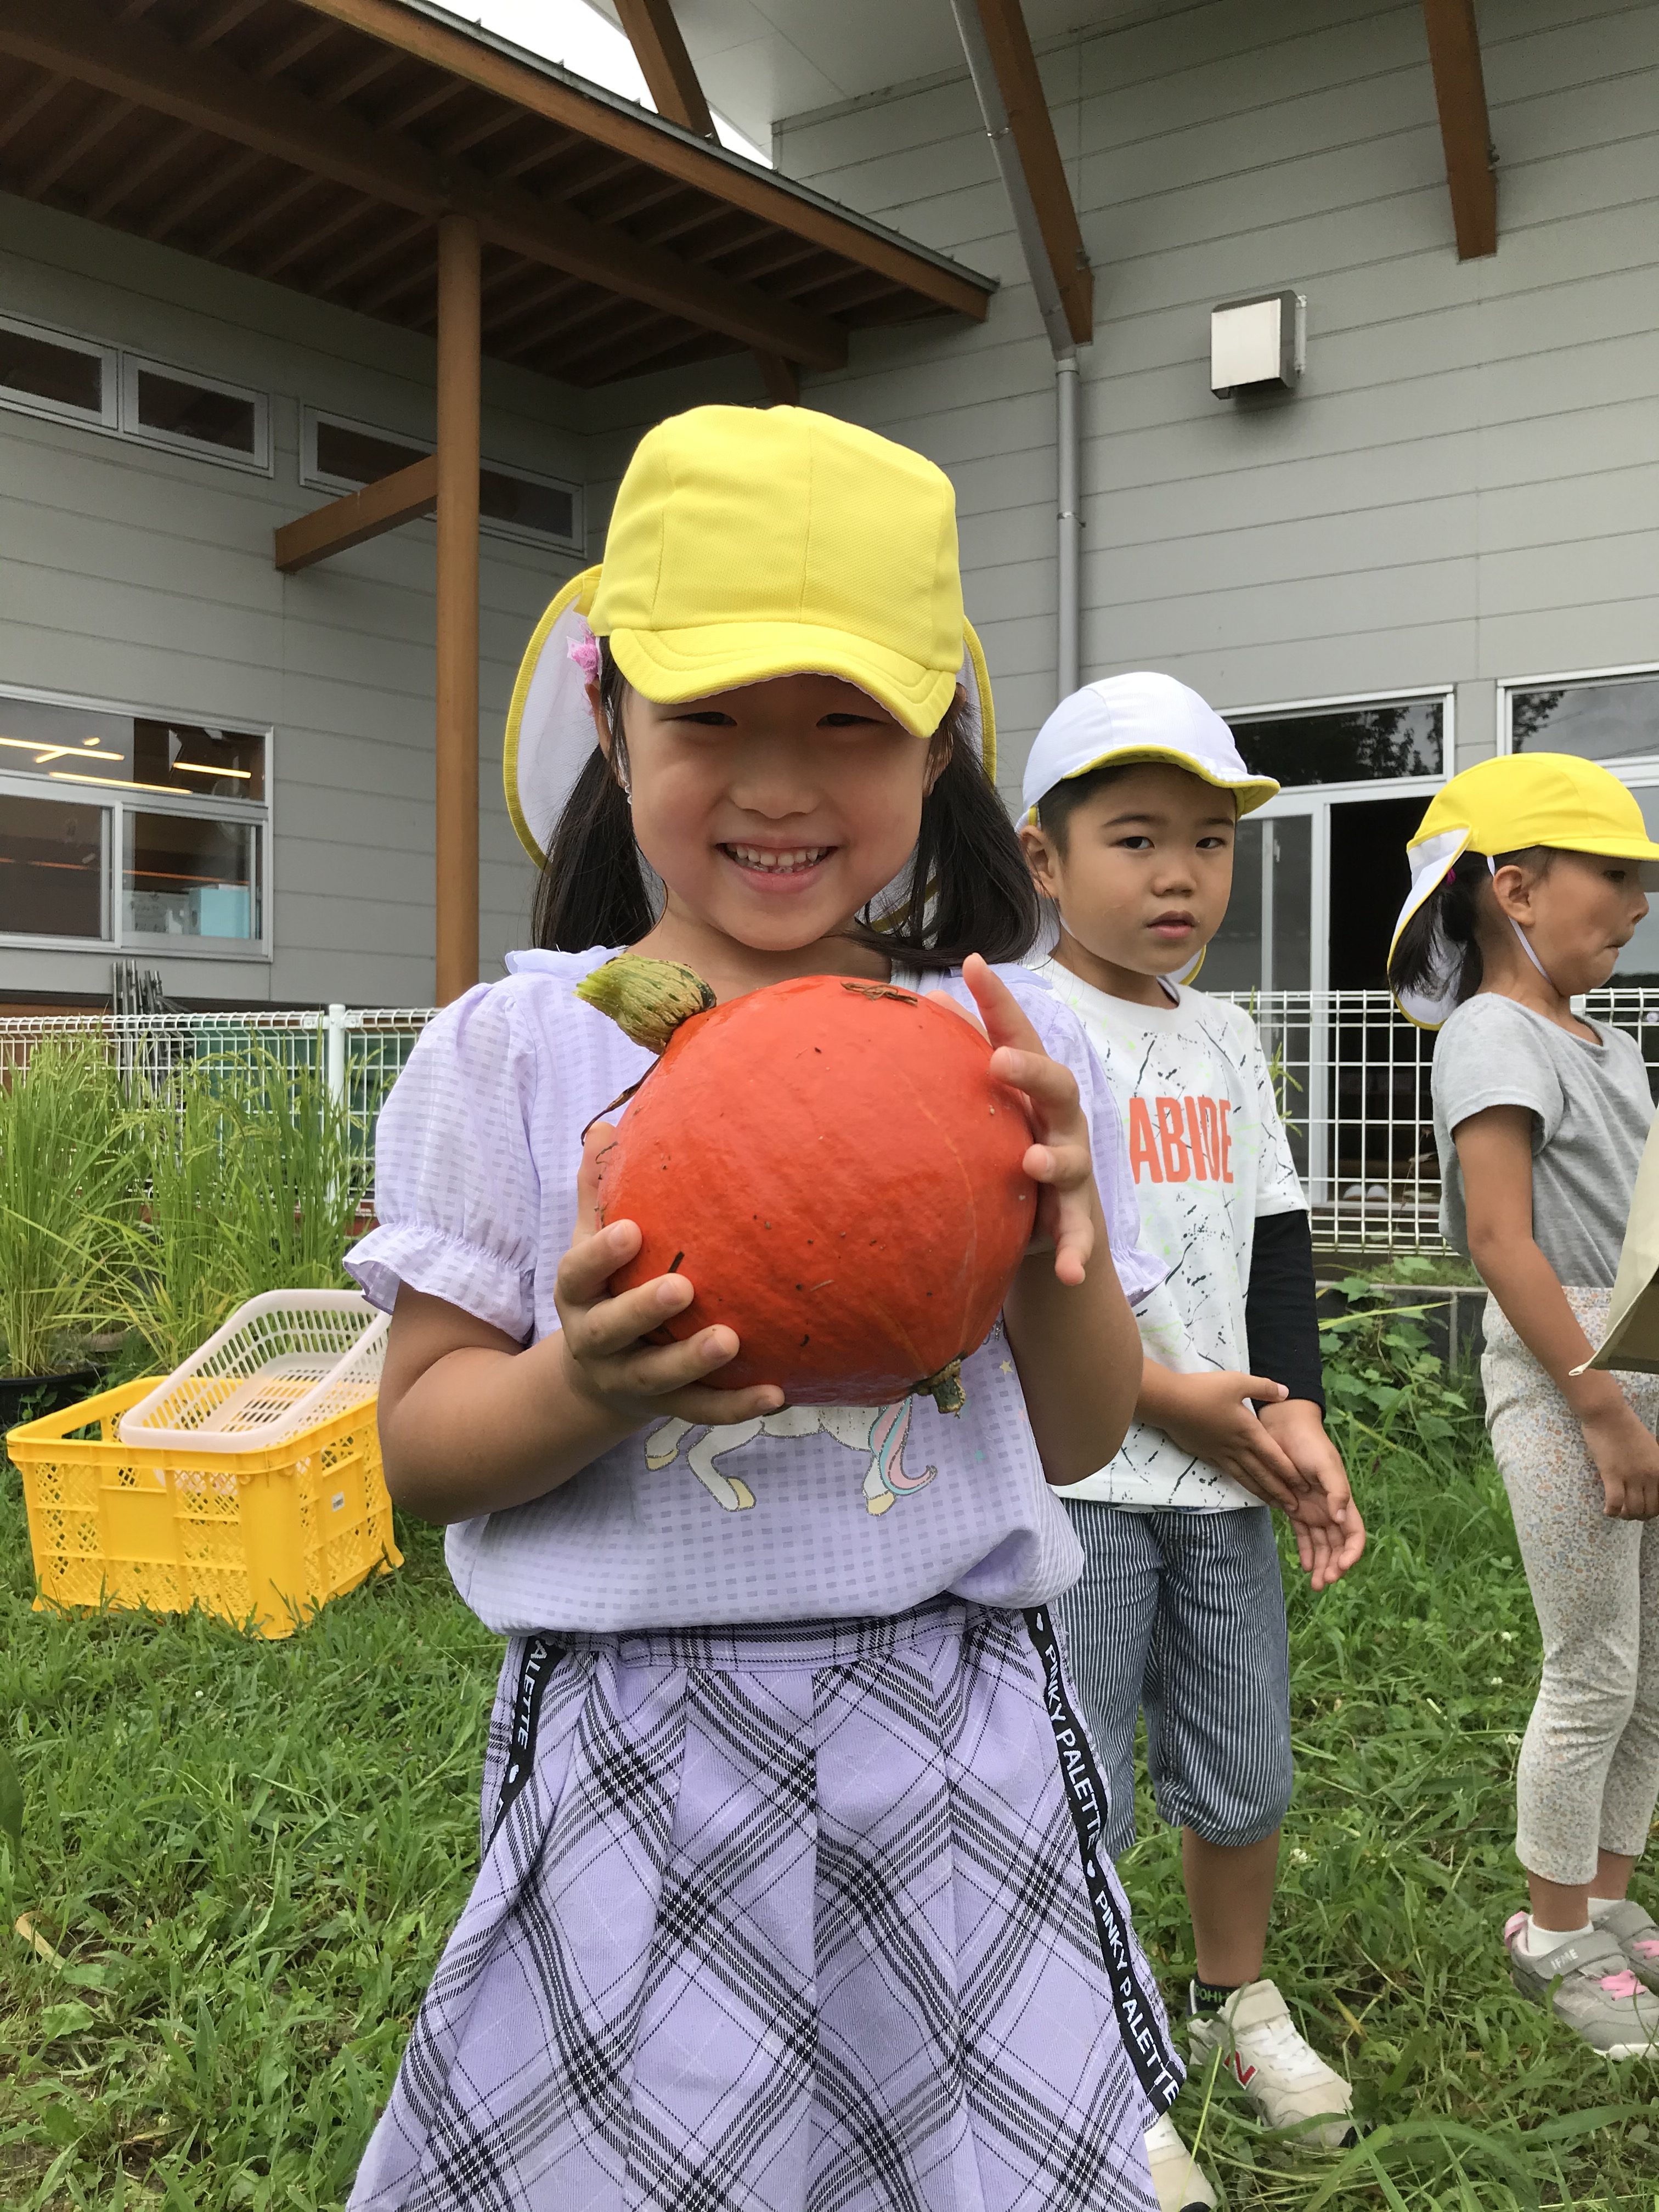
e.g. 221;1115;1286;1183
566;621;601;682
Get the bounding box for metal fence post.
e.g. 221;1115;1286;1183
325;1003;347;1111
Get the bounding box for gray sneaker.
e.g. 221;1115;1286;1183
1592;1901;1659;1995
1503;1912;1659;2057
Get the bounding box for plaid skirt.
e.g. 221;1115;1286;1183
348;1599;1178;2211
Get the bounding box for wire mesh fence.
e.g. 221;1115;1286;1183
1217;987;1659;1255
8;988;1659;1256
0;1005;433;1173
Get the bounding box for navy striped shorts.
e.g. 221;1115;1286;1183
1056;1501;1293;1859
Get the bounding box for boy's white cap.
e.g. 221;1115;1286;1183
1022;672;1280;823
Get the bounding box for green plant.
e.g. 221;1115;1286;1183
111;1048;366;1372
1318;1276;1488;1480
219;1051;367;1299
0;1041;133;1377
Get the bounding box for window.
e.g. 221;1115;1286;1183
1226;695;1447;789
0;313;268;472
124;812;260;941
0;794;108;939
0;313;115;430
1506;670;1659;765
120;355;269;471
303;408;582;551
0;687;268;955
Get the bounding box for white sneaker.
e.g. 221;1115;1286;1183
1186;1978;1357;2148
1143;2112;1216;2212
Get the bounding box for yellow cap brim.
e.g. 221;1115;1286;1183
1023;745;1279;824
610;620;958;741
505;582;994;869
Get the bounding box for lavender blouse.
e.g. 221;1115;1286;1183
347;949;1161;1634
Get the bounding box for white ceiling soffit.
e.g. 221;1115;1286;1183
585;0;1137;148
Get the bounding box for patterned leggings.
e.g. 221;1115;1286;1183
1483;1289;1659;1887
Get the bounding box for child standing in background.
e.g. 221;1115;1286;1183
1020;674;1365;2212
343;408;1182;2210
1391;752;1659;2059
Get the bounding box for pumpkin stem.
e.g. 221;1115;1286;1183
920;1360;966;1417
577;955;716;1053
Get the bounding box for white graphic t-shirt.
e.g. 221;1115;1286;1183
1034;961;1308;1511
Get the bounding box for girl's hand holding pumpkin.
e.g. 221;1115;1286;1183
555;1120;787;1432
960;953;1101;1288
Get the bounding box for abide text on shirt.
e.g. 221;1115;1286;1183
1125;1094;1233;1186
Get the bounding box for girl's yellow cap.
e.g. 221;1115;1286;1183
504;405;995;866
1389;752;1659;1026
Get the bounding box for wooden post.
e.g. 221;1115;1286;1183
435;212;480;1004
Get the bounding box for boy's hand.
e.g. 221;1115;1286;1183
961;953;1101;1286
1138;1365;1308;1510
555;1120;786;1432
1256;1398;1366;1589
1580;1403;1659;1520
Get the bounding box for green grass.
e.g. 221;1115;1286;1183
2;1367;1657;2206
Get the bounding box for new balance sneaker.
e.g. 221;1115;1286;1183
1503;1912;1659;2056
1592;1901;1659;1995
1143;2112;1216;2212
1185;1978;1356;2148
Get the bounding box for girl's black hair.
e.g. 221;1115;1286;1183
531;641;1040;969
1386;844;1552;1009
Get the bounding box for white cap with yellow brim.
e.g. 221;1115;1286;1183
1389;752;1659;1029
1020;672;1279;986
503;405;996;871
1020;674;1280;826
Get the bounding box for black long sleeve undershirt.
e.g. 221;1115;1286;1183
1244;1207;1325;1410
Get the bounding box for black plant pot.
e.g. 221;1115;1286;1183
0;1365;103;1436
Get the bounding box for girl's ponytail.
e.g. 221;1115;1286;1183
1387;845;1550;1014
532;645;656;952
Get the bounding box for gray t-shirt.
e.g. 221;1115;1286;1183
1432;994;1655;1286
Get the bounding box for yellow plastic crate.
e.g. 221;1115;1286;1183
6;1376;402;1640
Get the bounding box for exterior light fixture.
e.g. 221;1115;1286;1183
1211;290;1306;397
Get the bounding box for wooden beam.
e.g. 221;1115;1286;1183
26;93;132;195
614;0;715;138
1421;0;1497;258
273;454;437;572
435;213;480;1006
0;69;67;152
612;0;805;403
754;352;799;405
0;0;848;368
291;0;992;321
967;0;1091;345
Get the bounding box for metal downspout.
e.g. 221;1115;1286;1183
1055;349;1079;696
950;0;1083;706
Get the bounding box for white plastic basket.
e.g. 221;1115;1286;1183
116;1290;390;1451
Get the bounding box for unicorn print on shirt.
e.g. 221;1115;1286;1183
645;1401;938;1514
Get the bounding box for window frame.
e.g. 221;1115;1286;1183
299;405;584;554
0;311;118;434
119;351;272;476
0;681;273;962
1497;662;1659;769
1221;684;1454;798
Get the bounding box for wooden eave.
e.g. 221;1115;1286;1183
0;0;995;387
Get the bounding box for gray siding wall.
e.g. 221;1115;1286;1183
0;194;585;1006
4;0;1654;1004
775;0;1659;800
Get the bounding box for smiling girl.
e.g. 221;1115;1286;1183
343;406;1181;2210
1390;753;1659;2059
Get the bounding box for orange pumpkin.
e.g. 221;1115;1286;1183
578;958;1036;1409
